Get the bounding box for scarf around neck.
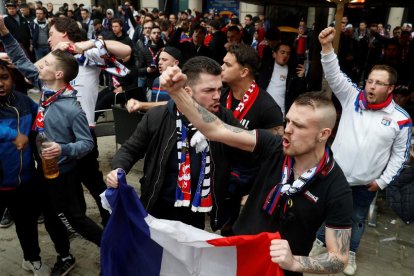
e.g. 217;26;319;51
354;90;393;112
175;113;212;212
33;84;74;131
262;147;334;216
34;18;48;28
226;81;260;121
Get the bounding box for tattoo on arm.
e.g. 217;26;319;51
297;253;344;274
195;103;217;123
334;228;351;255
296;229;350;273
223;124;243;133
223;124;256;136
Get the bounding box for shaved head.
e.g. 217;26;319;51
294;91;337;131
317;105;337;130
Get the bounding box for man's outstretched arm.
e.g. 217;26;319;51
73;39;132;60
270;228;351;274
0;15;41;87
161;66;257;152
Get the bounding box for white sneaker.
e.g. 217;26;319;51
22;260;51;276
343;251;357;275
309;238;327;256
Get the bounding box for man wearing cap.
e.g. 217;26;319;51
4;1;32;56
126;46;183;112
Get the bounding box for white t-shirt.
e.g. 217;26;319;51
70;49;102;127
266;62;288;116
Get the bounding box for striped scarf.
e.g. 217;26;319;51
33;84;75;131
263;147;334;216
68;39;130;77
226;81;260;120
175;115;212;212
354;90;392;113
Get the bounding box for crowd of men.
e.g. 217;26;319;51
1;1;413;276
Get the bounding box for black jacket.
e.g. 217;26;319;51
111;101;242;231
386;165;414;224
4;14;31;51
258;54;307;114
207;30;227;64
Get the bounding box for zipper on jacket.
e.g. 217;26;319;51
146;128;176;210
6;103;22;186
209;143;219;226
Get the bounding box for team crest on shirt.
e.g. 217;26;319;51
304;190;319;203
381;116;392;126
280;74;287;81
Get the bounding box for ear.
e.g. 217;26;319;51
184;86;192;97
387;85;395;95
55;70;64;80
318;128;332;143
240;67;249;78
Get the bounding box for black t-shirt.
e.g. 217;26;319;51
233;130;353;257
220;86;283;195
220;86;283;130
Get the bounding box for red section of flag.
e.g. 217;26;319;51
207;232;285;276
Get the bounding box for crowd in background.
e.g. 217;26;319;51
1;1;414;276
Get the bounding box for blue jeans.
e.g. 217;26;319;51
316;185;376;252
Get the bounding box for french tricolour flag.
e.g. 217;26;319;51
100;170;284;276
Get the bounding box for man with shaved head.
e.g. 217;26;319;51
161;64;353;276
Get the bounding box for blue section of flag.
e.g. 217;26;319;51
101;170;163;276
